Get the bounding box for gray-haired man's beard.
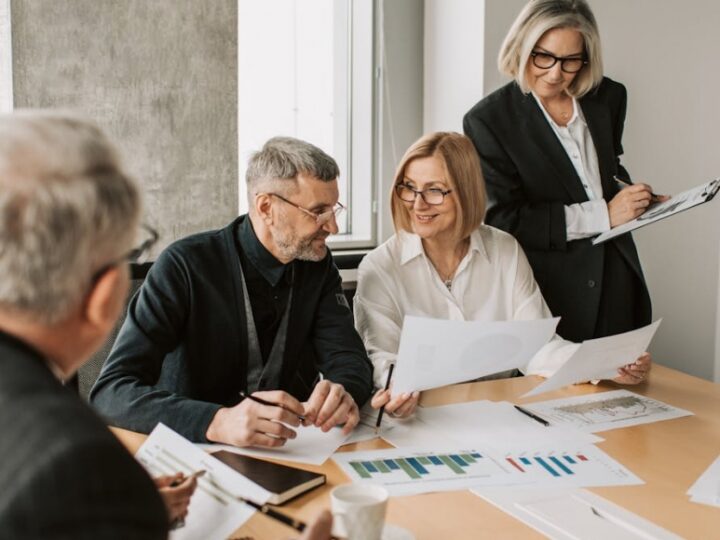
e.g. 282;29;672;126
273;228;328;262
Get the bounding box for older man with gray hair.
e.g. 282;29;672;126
91;136;374;448
0;112;178;537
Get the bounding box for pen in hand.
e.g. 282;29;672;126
238;391;306;421
375;363;396;435
514;405;550;427
613;175;661;202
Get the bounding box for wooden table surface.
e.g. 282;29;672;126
112;364;720;539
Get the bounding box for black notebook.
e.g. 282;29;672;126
211;450;326;505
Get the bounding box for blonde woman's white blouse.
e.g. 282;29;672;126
353;226;579;388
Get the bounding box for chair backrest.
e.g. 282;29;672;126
77;264;151;401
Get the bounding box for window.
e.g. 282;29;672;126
238;0;375;248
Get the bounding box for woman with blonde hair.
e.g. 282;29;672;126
354;132;649;417
464;0;665;351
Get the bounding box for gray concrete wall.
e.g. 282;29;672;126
11;0;238;253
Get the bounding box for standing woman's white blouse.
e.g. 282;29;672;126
354;225;579;388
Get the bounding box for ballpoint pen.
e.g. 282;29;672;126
170;469;206;487
513;405;550;427
374;363;395;435
613;175;661;202
239;391;305;421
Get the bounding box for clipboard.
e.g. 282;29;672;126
593;177;720;245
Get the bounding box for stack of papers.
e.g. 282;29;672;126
687;455;720;508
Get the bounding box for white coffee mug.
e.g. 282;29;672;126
330;483;389;540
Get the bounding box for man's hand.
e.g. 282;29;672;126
205;390;304;447
371;388;420;418
155;473;198;524
297;509;333;540
302;380;359;434
614;352;652;385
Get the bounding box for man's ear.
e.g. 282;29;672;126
254;193;274;225
83;266;128;334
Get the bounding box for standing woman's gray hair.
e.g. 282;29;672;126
0;111;141;323
498;0;604;97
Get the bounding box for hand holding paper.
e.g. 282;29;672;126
524;320;661;398
392;316;559;395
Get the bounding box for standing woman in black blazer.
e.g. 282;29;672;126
464;0;661;383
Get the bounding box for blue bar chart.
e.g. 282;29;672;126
335;448;513;496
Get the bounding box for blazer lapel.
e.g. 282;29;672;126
517;91;589;204
579;95;618;201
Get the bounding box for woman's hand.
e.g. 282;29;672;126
155;472;198;525
370;388;420;418
614;352;652;385
608;184;666;227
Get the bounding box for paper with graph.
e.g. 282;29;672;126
392;316;559;394
524;390;693;433
334;443;641;496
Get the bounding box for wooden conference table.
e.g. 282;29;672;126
113;365;720;539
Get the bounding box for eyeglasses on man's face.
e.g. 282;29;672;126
395;183;452;206
91;223;159;283
530;50;587;73
266;192;346;225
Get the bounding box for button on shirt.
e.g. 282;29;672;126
353;226;579;388
533;93;611;241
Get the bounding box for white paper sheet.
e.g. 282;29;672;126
342;402;398;445
333;446;521;496
335;441;640;496
593;178;720;245
392;316;559;394
136;424;271;540
524;389;693;432
524;320;661;398
483;443;642;488
197;424;350;465
687;455;720;508
474;487;682;540
381;400;602;452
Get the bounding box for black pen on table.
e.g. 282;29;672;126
239;390;305;421
513;405;550;427
374;363;396;435
239;497;339;540
613;175;661;202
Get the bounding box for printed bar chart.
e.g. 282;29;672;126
349;452;484;480
335;448;514;496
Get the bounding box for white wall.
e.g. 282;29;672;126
479;0;720;381
423;0;485;133
591;0;720;381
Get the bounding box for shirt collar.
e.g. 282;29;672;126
398;228;490;265
531;92;585;129
238;216;289;287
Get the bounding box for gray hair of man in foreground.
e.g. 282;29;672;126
245;136;339;205
0;111;141;324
